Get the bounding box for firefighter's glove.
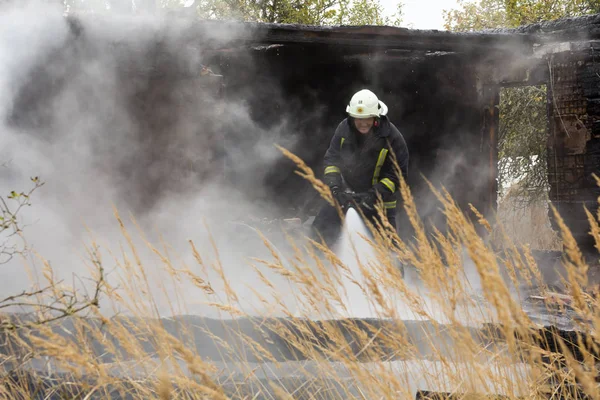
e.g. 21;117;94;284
331;186;353;210
353;190;377;212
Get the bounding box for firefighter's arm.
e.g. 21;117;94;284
372;136;409;201
322;126;344;189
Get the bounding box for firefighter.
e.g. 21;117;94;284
311;89;409;247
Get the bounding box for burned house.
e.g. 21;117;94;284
198;15;600;249
7;12;600;250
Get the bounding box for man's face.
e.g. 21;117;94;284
354;117;374;134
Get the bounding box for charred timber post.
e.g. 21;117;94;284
478;85;500;226
486;87;500;219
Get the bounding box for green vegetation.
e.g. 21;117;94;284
65;0;404;26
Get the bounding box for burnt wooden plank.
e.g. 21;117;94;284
0;313;597;366
210;22;534;54
0;315;496;365
66;15;535;54
416;390;512;399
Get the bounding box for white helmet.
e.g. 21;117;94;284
346;89;388;118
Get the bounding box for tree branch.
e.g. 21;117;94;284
0;258;105;331
0;177;44;265
0;174;106;331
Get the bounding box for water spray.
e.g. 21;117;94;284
334;206;382;318
332;198;484;324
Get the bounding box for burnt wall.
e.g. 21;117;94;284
546;46;600;249
210;45;494;237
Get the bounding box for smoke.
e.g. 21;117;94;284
0;1;306;318
0;0;566;325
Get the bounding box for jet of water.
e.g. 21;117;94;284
333;207;383;318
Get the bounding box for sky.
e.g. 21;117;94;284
382;0;460;30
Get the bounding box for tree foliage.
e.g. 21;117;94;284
443;0;600;201
497;85;548;202
443;0;508;31
175;0;403;25
64;0;404;26
504;0;600;26
444;0;600;31
338;0;402;26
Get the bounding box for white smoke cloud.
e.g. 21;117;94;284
0;0;306;319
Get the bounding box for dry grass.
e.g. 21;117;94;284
1;149;600;400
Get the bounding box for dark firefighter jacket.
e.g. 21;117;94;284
322;116;409;210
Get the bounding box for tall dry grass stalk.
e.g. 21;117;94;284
2;147;600;399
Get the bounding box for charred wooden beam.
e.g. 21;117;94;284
416;387;591;400
481;322;600;365
0;370;365;400
87;15;533;55
1;314;598;366
498;13;600;45
416;390;511;399
169;13;600;56
206;22;535;55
